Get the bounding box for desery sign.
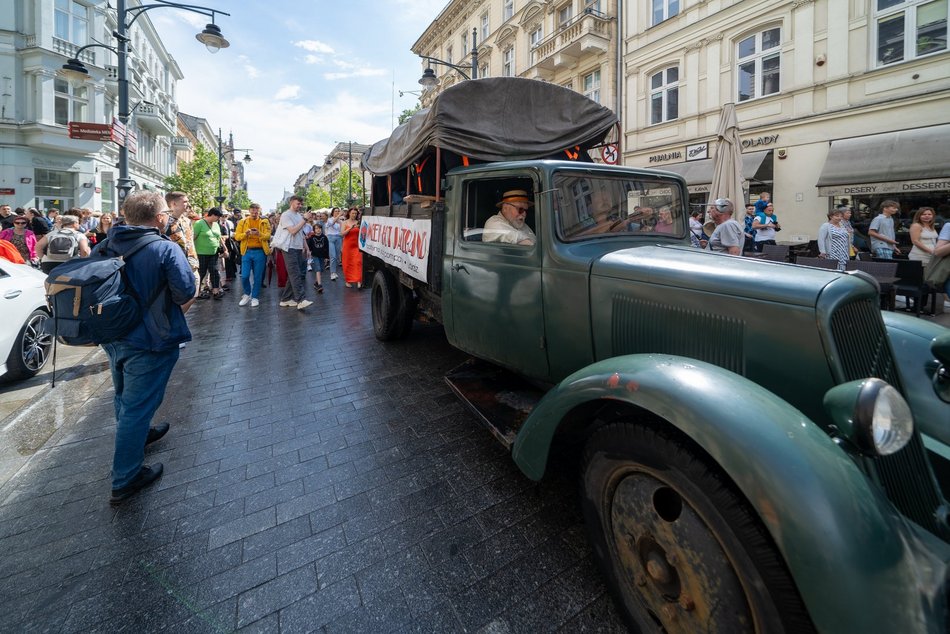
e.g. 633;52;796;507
359;216;431;283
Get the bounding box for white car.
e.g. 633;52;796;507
0;260;53;381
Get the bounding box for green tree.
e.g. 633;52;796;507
230;188;251;210
305;183;330;210
330;165;364;207
164;143;222;212
398;105;421;125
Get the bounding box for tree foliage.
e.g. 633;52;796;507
305;183;330;210
230;188;251;211
164;143;224;212
398;105;421;125
330;165;365;207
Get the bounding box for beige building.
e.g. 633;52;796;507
622;0;950;238
413;0;621;120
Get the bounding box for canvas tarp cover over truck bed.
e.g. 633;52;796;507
361;77;618;176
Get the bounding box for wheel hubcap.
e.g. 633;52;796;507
609;473;755;633
22;313;53;372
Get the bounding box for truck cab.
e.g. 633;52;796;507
359;77;950;633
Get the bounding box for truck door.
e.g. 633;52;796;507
447;176;549;380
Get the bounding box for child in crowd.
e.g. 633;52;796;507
754;191;771;214
307;223;329;293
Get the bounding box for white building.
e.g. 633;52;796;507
0;0;182;214
622;0;950;237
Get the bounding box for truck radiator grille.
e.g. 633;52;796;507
830;297;944;535
611;297;745;376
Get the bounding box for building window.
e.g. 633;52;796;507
585;0;602;14
736;27;781;102
529;26;543;64
650;67;679;124
446;45;453;65
562;79;574;90
503;47;515;76
481;12;490;40
583;69;601;102
874;0;948;66
504;0;514;21
55;0;88;45
651;0;679;26
480;63;489;78
54;78;87;126
559;3;574;27
462;31;469;56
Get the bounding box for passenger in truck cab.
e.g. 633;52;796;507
483;189;536;246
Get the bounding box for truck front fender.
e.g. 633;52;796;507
512;354;949;633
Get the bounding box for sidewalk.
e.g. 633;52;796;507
0;278;624;632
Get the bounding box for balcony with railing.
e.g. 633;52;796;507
135;102;175;136
528;9;612;74
170;136;192;151
52;37;96;64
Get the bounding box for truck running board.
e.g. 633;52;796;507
444;358;544;450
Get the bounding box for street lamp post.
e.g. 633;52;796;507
58;0;230;207
418;27;478;89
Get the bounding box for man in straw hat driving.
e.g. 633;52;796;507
483;189;536;246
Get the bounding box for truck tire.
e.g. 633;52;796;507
396;286;416;339
580;422;814;634
372;269;406;341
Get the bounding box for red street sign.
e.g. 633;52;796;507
601;143;619;165
127;130;138;155
68;121;111;141
0;188;14;195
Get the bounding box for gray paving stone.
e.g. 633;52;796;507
241;514;312;563
207;506;276;550
236;562;318;628
277;577;362;632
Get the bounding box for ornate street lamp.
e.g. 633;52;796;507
58;0;230;206
418;27;479;88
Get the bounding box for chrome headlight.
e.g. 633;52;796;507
824;378;914;456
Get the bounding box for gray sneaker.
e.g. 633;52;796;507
279;300;298;307
296;299;313;310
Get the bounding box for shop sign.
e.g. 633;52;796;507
0;188;14;195
686;143;708;161
68;122;111;141
817;178;950;197
649;151;683;164
741;134;779;148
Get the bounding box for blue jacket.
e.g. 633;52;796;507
95;224;195;351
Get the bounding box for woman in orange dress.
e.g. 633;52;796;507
341;207;363;288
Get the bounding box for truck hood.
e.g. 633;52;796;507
591;245;874;307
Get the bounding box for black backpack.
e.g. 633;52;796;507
44;235;164;346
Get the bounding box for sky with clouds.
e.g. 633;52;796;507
150;0;448;209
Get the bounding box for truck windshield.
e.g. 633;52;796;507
554;173;686;242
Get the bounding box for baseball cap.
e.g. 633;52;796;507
712;198;734;213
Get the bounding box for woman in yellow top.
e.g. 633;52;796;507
233;203;271;307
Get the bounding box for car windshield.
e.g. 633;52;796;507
554;173;686;242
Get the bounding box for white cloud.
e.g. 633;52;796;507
274;84;301;100
238;55;260;78
294;40;335;54
325;67;387;81
303;55;323;65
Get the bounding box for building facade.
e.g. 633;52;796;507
413;0;620;122
0;0;183;214
622;0;950;237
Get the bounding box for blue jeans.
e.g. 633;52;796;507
103;342;180;489
873;247;894;259
241;248;266;299
327;235;342;275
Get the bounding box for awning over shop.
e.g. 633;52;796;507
816;124;950;196
656;150;771;193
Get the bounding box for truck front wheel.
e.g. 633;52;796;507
371;269;412;341
580;422;813;633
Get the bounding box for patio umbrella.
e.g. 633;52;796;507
708;103;744;217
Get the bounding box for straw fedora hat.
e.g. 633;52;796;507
496;190;534;208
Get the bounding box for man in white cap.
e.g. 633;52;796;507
705;198;743;255
483;189;536;245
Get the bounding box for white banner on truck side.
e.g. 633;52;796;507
359;216;432;283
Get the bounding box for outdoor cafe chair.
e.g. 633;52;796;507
761;244;790;262
795;256;840;270
847;260;898;310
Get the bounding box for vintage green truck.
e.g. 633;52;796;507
359;77;950;632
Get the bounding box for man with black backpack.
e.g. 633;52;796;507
97;191;196;505
36;214;90;273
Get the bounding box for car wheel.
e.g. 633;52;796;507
371;269;403;341
581;422;814;633
6;309;53;380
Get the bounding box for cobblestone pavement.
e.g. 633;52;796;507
0;274;626;633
